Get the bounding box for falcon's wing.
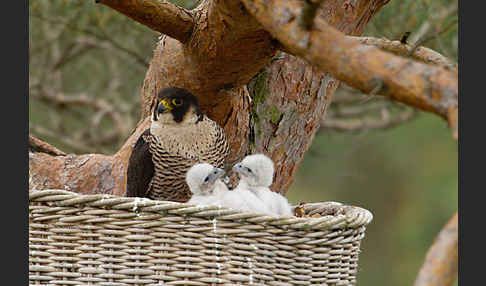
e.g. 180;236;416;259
126;129;154;198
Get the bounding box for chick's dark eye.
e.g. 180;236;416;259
172;98;183;106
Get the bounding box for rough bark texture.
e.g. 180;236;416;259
240;0;458;140
29;0;390;197
248;54;339;193
414;212;458;286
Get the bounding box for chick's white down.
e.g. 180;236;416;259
234;154;293;216
186;163;270;213
220;185;271;214
186;163;227;206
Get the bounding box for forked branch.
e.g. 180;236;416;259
240;0;458;140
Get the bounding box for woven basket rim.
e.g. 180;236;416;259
29;189;373;231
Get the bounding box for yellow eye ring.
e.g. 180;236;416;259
172;98;183;106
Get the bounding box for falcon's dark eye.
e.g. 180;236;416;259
172;98;183;106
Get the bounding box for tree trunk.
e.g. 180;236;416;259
29;0;390;198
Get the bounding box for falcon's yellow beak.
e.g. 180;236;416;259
157;99;172;114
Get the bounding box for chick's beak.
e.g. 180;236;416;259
207;168;225;185
233;163;248;176
233;163;242;171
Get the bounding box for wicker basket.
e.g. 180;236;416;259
29;189;373;286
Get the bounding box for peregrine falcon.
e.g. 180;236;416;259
233;154;293;216
126;87;229;202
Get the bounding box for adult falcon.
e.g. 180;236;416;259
126;87;229;202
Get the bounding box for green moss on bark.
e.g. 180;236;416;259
248;68;270;150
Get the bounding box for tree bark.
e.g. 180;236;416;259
414;212;458;286
29;0;391;197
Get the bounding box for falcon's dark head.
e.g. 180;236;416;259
151;87;203;124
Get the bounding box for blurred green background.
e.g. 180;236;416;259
29;0;458;285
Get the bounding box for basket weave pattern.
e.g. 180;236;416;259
29;189;373;285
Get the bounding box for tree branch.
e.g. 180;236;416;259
138;0;278;121
30;125;99;154
414;212;458;286
330;101;388;117
240;0;458;140
350;36;457;73
321;107;416;132
96;0;194;43
29;135;66;156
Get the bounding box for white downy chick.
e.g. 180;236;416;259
233;154;293;216
186;163;269;213
219;184;271;214
186;163;228;207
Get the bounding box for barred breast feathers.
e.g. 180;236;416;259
149;115;229;166
144;116;229;201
